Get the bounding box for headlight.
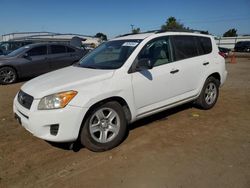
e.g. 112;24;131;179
38;91;78;110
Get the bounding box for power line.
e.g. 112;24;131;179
139;16;250;32
182;17;250;24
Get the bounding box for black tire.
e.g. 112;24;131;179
80;101;127;152
0;67;17;85
196;77;220;110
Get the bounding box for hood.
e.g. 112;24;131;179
0;54;18;59
0;55;13;61
21;66;115;98
0;56;19;64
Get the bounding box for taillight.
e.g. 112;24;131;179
219;51;226;58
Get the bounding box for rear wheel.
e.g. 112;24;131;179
80;101;127;152
196;77;220;109
0;67;17;85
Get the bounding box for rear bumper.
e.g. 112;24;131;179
220;70;228;87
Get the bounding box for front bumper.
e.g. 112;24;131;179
13;95;88;142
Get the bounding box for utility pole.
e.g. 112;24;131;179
130;24;134;32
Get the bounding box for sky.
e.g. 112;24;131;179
0;0;250;38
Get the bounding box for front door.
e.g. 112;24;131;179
131;37;179;115
21;45;50;76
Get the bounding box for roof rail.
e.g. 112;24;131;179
156;29;207;33
116;30;159;38
116;29;209;38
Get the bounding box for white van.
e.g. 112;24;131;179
13;31;227;151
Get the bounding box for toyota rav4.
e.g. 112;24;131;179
13;31;227;151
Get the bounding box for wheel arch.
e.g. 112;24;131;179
77;96;132;139
0;65;18;74
197;71;221;98
208;72;221;84
0;65;19;80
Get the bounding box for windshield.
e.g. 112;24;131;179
78;39;141;69
6;46;29;57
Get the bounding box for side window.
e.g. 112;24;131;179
171;36;199;61
50;45;66;54
138;37;172;67
198;36;212;55
66;46;75;53
1;43;9;51
27;46;47;56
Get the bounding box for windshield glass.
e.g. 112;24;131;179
78;39;141;69
7;45;30;57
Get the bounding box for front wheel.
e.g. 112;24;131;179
80;101;127;152
0;67;17;85
196;77;220;110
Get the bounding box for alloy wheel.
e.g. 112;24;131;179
89;108;121;143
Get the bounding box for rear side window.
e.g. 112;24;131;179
27;46;47;56
66;46;75;53
243;41;250;46
198;36;212;55
51;45;66;54
171;36;199;61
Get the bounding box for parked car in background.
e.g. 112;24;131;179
234;41;250;52
0;43;88;84
13;31;227;151
0;41;33;55
0;48;3;56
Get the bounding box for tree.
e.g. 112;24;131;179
132;27;140;34
95;33;107;41
161;16;185;31
160;16;210;34
223;29;238;37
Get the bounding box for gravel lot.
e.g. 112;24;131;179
0;58;250;188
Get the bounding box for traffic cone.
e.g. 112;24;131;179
230;52;236;64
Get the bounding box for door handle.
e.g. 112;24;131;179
170;69;179;74
203;62;209;66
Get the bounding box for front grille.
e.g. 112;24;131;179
17;90;34;110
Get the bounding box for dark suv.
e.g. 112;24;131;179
0;43;88;84
234;41;250;52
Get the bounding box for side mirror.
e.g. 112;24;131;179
23;53;29;58
137;58;153;70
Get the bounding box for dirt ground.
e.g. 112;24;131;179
0;58;250;188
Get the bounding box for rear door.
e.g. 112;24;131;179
168;35;208;98
66;46;81;62
48;44;74;70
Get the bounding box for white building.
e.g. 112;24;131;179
215;36;250;49
1;32;101;46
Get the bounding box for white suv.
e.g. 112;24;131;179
13;32;227;151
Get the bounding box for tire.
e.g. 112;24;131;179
80;101;127;152
196;77;220;110
0;67;17;85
